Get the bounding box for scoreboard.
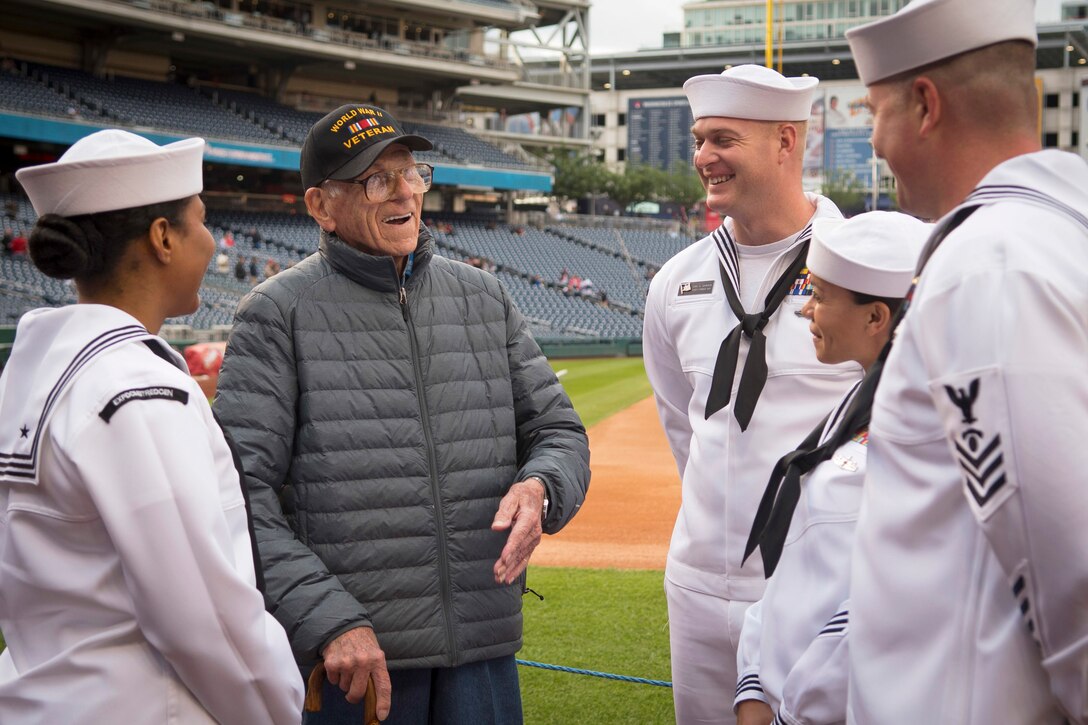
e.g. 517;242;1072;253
627;97;694;170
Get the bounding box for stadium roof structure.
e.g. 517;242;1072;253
6;0;520;83
4;0;590;114
587;21;1088;91
0;0;610;191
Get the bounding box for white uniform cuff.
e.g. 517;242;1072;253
734;672;768;710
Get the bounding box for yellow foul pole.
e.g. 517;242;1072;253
765;0;774;68
777;0;784;72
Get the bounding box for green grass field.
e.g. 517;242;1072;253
0;357;673;722
519;357;672;723
520;567;673;724
548;357;653;429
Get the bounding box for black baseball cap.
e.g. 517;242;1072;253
300;103;432;191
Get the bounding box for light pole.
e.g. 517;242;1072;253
870;144;879;211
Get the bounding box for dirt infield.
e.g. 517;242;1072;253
531;396;681;570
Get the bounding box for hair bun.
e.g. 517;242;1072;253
28;214;103;279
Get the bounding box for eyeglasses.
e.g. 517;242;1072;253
333;163;433;201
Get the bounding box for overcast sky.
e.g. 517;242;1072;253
587;0;1067;55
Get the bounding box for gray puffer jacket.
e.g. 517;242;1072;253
215;227;589;669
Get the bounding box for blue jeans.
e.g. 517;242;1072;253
303;654;523;725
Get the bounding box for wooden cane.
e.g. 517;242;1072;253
304;661;380;724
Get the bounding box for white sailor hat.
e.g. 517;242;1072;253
16;129;205;217
683;64;819;122
846;0;1038;86
808;211;930;297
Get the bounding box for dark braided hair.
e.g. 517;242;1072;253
28;198;191;282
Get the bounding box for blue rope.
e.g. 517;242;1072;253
516;659;672;688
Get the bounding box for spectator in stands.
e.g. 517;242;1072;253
215;103;590;725
234;255;246;282
262;257;280;279
643;66;857;725
221;229;235;249
9;232;27;256
216;251;230;275
579;277;595;297
558;267;569;286
247;256;258;284
598;289;609;306
1;227;12;256
530;274;543;287
248;226;262;249
3;129;302;724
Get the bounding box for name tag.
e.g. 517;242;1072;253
678;280;714;296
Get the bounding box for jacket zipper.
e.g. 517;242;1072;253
400;284;458;662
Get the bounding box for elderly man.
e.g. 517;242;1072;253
844;1;1088;723
642;66;860;725
215;103;590;725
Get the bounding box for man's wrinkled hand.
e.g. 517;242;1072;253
491;478;545;585
321;626;392;720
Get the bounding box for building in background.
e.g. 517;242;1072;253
1064;2;1088;20
588;12;1088;202
680;0;909;47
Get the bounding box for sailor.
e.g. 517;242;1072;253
845;0;1088;721
642;64;862;724
0;129;304;724
732;211;928;725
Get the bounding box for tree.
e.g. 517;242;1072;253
664;161;706;209
544;152;707;215
821;170;868;217
610;163;665;210
546;150;615;202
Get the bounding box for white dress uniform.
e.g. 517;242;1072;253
848;150;1088;724
734;386;863;725
0;304;304;724
643;193;860;721
732;210;928;725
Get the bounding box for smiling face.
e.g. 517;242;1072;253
866;81;932;218
691;117;785;219
319;144;423;261
800;272;885;369
168;195;215;317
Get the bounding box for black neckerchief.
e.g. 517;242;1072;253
705;223;813;431
743;378;868;576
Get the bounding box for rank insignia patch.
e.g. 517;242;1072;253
931;367;1016;519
